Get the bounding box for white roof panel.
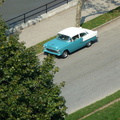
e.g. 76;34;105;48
58;27;85;37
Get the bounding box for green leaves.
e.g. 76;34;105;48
0;0;5;5
0;16;67;119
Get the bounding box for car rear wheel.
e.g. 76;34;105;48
61;50;68;58
86;41;92;47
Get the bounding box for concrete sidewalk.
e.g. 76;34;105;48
19;0;120;48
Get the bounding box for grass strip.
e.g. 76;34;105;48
81;6;120;29
65;90;120;120
29;6;120;54
83;99;120;120
29;36;56;54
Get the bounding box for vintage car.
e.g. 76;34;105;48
43;27;98;58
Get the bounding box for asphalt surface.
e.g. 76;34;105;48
0;0;54;20
38;17;120;114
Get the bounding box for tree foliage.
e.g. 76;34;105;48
0;17;67;120
0;0;5;5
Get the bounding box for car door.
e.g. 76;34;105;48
67;34;83;53
80;32;89;41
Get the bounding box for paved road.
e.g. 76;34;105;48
0;0;50;20
38;17;120;114
0;0;69;20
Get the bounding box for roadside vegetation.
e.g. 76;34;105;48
82;100;120;120
81;6;120;29
30;6;120;54
65;90;120;120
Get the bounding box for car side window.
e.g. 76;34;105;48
72;35;79;41
80;32;87;37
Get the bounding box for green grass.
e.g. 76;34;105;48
81;6;120;29
29;6;120;54
83;101;120;120
65;90;120;120
29;36;56;54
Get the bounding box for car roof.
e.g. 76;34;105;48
58;27;86;37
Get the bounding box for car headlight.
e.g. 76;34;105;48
43;45;46;48
56;49;60;52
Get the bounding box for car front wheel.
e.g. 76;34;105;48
61;50;68;58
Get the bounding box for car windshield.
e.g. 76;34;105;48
57;34;70;41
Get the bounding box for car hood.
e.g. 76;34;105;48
44;38;69;49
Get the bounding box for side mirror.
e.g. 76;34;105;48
70;38;73;42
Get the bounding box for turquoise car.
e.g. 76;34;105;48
43;27;98;58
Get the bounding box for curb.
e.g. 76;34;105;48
37;52;44;57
